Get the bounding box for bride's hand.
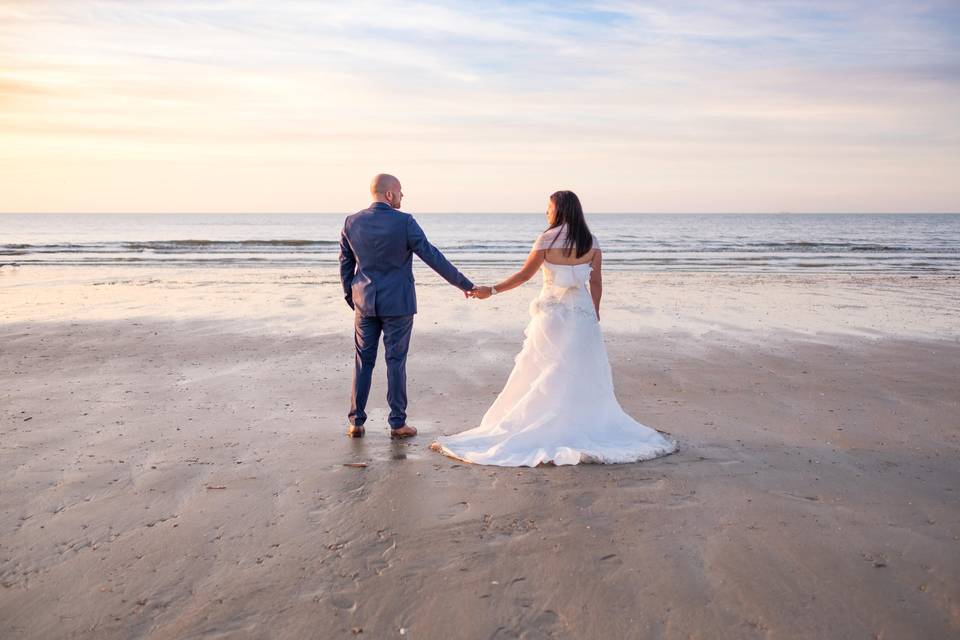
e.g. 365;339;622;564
466;286;492;300
473;286;493;300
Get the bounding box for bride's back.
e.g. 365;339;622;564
535;225;600;266
543;246;597;265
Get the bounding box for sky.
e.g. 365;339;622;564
1;0;959;213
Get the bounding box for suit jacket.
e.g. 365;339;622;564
339;202;474;316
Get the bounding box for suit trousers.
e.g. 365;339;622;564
349;313;414;429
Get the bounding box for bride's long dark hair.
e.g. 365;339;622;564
546;190;593;258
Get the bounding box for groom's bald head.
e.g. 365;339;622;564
371;174;399;195
370;173;403;208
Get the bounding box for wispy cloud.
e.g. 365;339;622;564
1;0;958;212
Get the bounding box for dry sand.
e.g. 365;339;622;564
1;266;958;638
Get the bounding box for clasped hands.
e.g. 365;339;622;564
464;286;493;300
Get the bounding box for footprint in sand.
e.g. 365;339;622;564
488;609;562;640
774;490;822;503
328;593;357;611
366;558;390;575
437;500;470;521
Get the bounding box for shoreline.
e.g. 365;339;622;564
2;266;958;342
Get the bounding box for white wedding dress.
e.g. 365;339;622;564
433;229;678;467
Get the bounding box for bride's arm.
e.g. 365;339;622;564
589;249;603;319
491;248;545;294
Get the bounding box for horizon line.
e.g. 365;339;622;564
3;211;959;216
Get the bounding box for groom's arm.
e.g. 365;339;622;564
406;216;474;291
338;222;357;310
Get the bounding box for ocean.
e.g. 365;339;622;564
1;213;958;273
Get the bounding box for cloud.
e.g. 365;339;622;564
0;76;50;100
1;0;958;211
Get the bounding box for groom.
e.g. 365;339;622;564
338;174;482;438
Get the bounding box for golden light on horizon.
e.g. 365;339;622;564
2;1;958;213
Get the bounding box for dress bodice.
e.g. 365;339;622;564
533;261;595;319
541;261;592;289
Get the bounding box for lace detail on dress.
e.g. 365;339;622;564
533;262;597;318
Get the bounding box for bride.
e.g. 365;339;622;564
429;191;678;467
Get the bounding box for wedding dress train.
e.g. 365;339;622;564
433;257;678;467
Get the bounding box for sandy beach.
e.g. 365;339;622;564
5;0;960;635
1;266;958;639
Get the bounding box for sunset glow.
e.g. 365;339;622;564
2;1;959;213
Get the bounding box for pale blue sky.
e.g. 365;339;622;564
2;0;958;212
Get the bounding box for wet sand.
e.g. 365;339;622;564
1;268;959;638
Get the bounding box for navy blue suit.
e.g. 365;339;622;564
339;202;474;429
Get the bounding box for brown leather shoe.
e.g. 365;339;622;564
346;425;365;438
390;425;417;439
